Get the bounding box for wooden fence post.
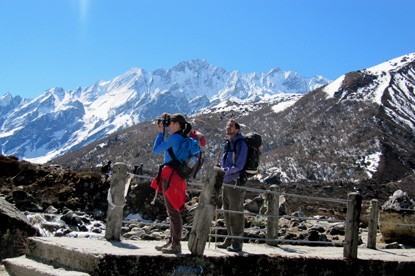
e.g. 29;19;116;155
343;192;362;259
367;199;379;249
266;185;279;245
188;166;224;256
104;162;133;241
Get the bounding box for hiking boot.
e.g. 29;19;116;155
155;241;171;251
161;243;182;254
216;240;231;249
226;245;242;252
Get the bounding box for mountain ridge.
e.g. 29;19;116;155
50;53;415;187
0;60;329;162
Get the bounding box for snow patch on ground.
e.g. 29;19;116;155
358;151;382;178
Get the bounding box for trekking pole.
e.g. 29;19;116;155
216;150;222;166
214;207;218;247
128;173;154;180
150;190;158;205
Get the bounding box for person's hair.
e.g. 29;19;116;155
228;119;240;130
171;113;192;135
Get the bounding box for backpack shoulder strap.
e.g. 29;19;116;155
167;147;176;162
166;132;187;162
229;137;246;164
233;137;246;154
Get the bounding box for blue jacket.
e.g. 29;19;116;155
153;132;185;164
221;133;248;183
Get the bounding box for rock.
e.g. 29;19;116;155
379;190;415;244
54;228;69;237
244;196;264;213
0;155;109;221
307;230;320;241
282;233;297;240
290;210;306;223
45;205;59;214
123;229;145;240
322;186;334;192
124;177;165;221
382;190;415;211
0;197;39;261
61;210;83;227
297;222;307;230
317;208;335;216
384;242;403;249
309;224;325;233
327;223;346;235
91;228;103;234
11;190;43;212
319;234;329;242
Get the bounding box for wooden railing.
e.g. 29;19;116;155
112;163;415;258
187;167;363;258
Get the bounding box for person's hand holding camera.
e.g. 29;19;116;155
156;113;171;133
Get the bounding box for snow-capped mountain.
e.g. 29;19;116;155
51;52;415;185
0;60;329;162
324;53;415;133
262;52;415;183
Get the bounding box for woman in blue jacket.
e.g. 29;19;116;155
150;113;191;254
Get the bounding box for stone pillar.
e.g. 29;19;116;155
104;162;133;241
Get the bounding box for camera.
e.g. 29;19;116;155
157;115;171;127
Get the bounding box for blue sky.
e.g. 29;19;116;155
1;0;414;99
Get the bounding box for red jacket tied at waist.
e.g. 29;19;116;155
150;166;186;211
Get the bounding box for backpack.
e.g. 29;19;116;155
189;130;206;178
167;134;201;179
235;133;262;177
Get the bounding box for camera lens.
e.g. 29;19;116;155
162;117;170;127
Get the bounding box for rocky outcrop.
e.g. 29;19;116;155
0;154;109;219
379;190;415;244
0;197;39;260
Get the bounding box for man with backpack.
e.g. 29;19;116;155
217;119;248;252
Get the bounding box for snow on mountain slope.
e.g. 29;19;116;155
323;53;415;132
198;93;302;116
1;59;330;162
46;53;415;185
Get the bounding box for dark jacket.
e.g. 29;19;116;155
221;133;248;183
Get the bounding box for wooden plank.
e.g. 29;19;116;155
343;192;362;259
367;199;379;249
188;166;224;256
266;185;279;246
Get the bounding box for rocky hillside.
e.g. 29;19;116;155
0;155;109;216
0;153;406;220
